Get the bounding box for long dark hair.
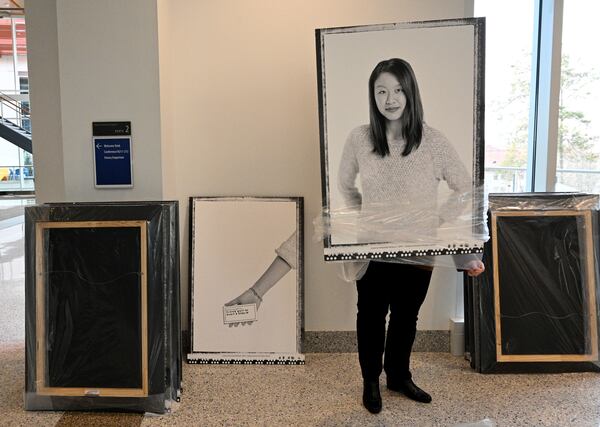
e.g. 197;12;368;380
368;58;424;157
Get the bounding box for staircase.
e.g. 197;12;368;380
0;91;31;154
0;116;31;153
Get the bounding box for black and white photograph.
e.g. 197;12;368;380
316;18;486;261
188;197;304;364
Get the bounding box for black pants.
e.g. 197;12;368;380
356;262;432;382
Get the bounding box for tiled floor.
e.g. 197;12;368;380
2;345;600;427
2;197;600;426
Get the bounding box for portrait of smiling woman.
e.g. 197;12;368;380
338;58;473;246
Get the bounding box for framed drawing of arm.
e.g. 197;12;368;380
316;18;486;261
187;197;304;364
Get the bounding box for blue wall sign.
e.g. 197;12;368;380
93;136;133;187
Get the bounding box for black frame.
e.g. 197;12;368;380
316;18;486;261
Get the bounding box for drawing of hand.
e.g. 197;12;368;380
223;289;262;327
225;288;262;311
221;253;293;327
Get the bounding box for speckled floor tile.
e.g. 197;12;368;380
2;345;600;426
56;412;142;426
140;352;600;427
0;344;62;427
304;330;449;353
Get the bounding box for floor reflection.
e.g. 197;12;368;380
0;196;33;344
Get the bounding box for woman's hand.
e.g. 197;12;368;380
224;289;262;327
225;288;262;311
465;259;485;277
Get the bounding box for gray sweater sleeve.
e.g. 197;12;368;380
337;128;362;208
430;129;472;224
275;231;297;269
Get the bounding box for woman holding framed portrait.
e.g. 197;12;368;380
338;58;485;413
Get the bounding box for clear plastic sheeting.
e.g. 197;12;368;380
318;191;487;246
487;191;599;211
465;192;600;373
338;252;485;282
24;201;181;414
315;187;488;275
316;188;489;260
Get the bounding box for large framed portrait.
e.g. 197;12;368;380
187;197;304;364
316;18;486;261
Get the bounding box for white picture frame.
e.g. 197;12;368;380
187;197;304;364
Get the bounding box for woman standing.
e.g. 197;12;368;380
338;58;485;414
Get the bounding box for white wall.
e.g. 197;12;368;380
26;0;65;202
27;0;163;203
157;0;176;200
158;0;471;331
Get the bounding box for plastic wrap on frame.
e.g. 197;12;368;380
465;193;600;373
315;186;488;274
487;192;599;211
24;202;181;414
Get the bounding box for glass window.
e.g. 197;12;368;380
0;14;32;193
474;1;535;193
19;76;30;132
555;0;600;193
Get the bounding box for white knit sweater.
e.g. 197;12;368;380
337;123;471;242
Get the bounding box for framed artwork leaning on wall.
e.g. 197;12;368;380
187;196;304;364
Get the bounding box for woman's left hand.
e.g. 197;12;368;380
465;259;485;277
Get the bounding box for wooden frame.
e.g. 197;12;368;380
491;210;598;362
35;220;148;397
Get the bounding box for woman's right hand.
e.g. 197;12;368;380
225;288;262;310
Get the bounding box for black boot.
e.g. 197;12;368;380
362;380;382;413
387;378;431;403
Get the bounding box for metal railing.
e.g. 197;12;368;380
0;6;25;17
0;89;29;130
485;166;600;193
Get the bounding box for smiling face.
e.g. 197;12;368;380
373;72;407;123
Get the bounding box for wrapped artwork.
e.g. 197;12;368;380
465;193;600;373
24;201;181;413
